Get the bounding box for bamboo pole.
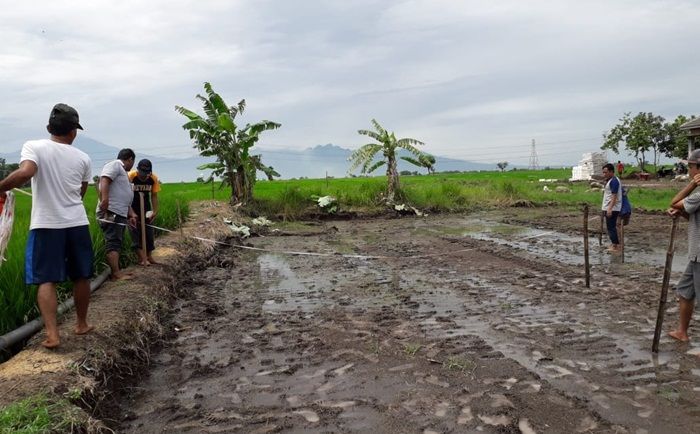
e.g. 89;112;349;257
652;217;679;353
139;192;147;262
620;219;625;263
583;204;590;288
599;211;604;246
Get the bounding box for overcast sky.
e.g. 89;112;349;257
1;0;698;166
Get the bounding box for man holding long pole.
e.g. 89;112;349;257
128;159;160;266
667;149;700;342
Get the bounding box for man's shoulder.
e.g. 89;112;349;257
70;147;90;162
22;138;51;149
102;159;120;170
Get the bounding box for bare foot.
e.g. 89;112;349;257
74;324;94;335
147;258;160;265
138;261;150;267
110;272;134;281
41;338;60;349
668;330;690;342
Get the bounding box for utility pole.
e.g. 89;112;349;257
528;139;540;170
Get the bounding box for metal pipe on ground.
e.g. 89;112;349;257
0;268;111;352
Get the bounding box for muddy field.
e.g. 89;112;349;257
117;209;699;433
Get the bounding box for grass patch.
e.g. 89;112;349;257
443;356;476;374
0;394;86;433
403;343;421;357
657;386;680;402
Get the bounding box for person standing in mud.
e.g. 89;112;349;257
667;149;700;342
128;159;161;266
97;148;138;280
601;163;622;253
0;103;93;348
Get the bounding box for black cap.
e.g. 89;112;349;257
49;103;83;130
682;149;700;166
137;159;152;175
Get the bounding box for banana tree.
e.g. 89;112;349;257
176;83;280;204
348;119;427;202
402;153;436;174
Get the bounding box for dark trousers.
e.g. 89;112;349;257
605;211;620;245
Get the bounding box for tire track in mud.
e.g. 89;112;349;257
118;215;698;433
354;216;700;433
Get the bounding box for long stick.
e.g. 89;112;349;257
583;204;590;288
620;219;625;263
652;217;679;353
599;211;604;246
139;192;147;262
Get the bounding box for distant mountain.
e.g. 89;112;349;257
1;139;499;182
262;144;497;179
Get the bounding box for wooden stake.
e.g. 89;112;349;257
599;211;604;246
583;204;590;288
652;217;679;353
139;192;147;262
620;219;625;263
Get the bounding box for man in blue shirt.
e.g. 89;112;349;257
601;163;622;253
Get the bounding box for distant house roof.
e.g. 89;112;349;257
680;117;700;130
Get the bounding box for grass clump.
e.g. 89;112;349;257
403;343;421;357
0;394;86;433
443;356;476;374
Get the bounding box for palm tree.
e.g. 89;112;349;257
175;83;280;204
349;119;426;203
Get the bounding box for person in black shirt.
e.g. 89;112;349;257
128;159;161;265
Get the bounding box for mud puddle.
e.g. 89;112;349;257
423;215;687;273
118;211;699;433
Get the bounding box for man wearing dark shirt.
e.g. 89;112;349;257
128;159;161;266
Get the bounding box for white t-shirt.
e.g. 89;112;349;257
20;139;92;229
98;160;133;217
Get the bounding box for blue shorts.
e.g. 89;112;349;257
25;226;94;284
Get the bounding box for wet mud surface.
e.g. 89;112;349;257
118;210;699;433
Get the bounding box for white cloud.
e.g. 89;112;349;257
0;0;699;167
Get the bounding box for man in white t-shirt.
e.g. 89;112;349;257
97;149;137;280
0;103;93;349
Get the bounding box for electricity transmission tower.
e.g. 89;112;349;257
528;139;540;170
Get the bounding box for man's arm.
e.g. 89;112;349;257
0;160;37;197
80;182;88;199
150;192;158;221
670;173;700;210
606;178;619;216
99;176;112;211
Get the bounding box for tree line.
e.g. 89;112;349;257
602;112;696;171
